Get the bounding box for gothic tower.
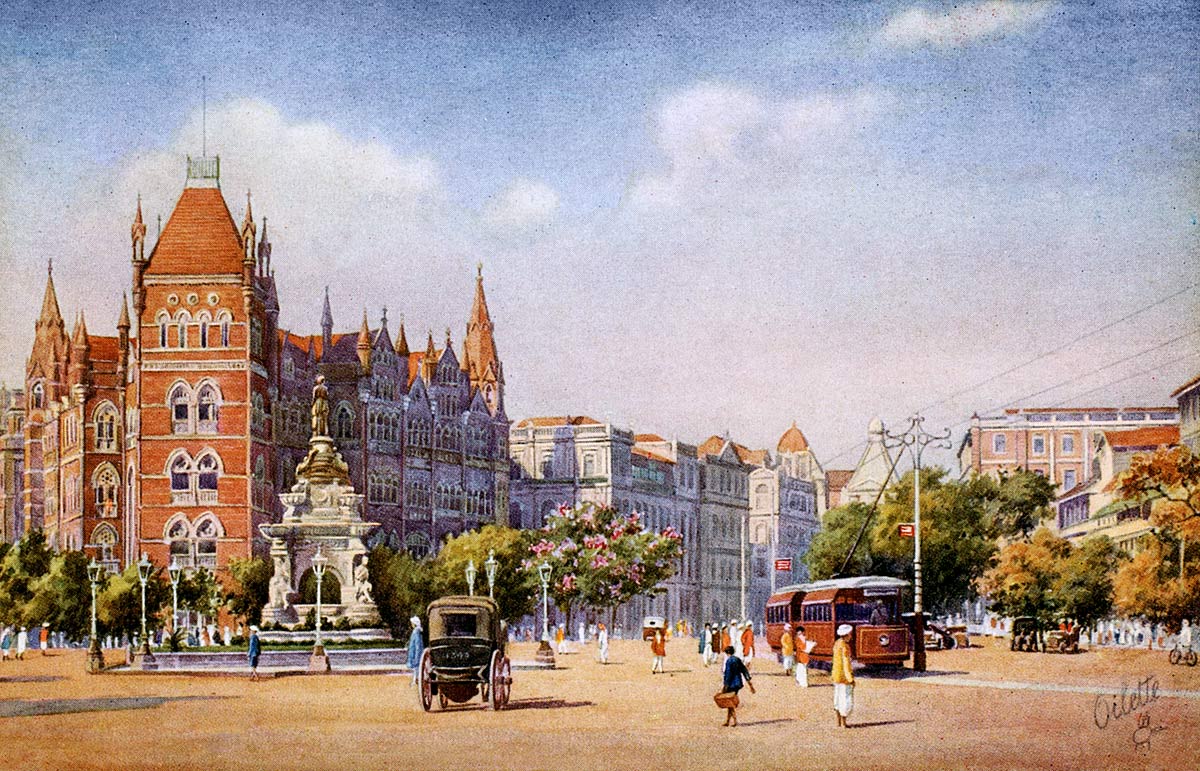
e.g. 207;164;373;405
463;265;504;415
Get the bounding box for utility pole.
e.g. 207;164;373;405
886;414;951;673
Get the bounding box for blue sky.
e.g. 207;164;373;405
1;0;1196;469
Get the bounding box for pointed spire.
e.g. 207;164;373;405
321;286;334;329
240;189;256;261
357;309;372;374
381;306;389;330
394;313;409;356
426;329;436;357
117;294;131;331
37;260;64;330
71;311;90;350
257;215;272;276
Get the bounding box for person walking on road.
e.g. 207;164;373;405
16;627;28;660
780;624;795;675
740;622;755;666
39;623;50;655
701;623;713;668
597;622;609;664
247;626;262;681
832;624;855;727
406;616;425;686
651;628;666;673
795;624;811;688
0;627;11;661
719;645;755;727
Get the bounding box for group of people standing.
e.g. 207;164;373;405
0;623;52;660
698;620;756;668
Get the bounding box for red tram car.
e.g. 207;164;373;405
765;576;911;666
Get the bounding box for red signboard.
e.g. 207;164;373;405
898;523;915;538
774;559;792;571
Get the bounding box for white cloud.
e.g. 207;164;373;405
879;1;1054;49
483;179;560;231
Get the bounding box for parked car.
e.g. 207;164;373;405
1010;617;1044;653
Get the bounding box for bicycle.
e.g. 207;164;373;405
1168;643;1197;667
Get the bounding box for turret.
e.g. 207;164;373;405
393;313;409;357
357;310;372;375
321;286;334;357
69;311;91;389
131;197;148;318
117;294;131;380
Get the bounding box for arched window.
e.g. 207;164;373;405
218;312;232;347
157;312;169;348
197;453;219;502
175;312;190;349
755;483;770;510
126;465;135;521
93;464;119;517
30;381;45;409
167;518;192;567
91;523;118;566
195;516;220;568
170;454;193;504
197;384;219;433
197;312;211;349
171;384;191;434
94;403;118;451
405;532;432;559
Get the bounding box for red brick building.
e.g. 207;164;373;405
19;156;510;577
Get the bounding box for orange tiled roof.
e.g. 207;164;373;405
146;187;245;275
826;470;854;490
633;447;676;465
515;416;603;428
697;435;726;458
736;446;768;466
635;433;666;443
86;336;119;362
1102;426;1180;449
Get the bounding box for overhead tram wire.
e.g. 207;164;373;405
836;443;908;578
817;327;1199;469
915;281;1200;415
1048;350;1200;408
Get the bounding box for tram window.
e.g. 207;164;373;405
837;600;895;624
802;604;831;622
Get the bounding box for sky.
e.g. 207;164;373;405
0;0;1197;471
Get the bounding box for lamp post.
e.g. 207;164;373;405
86;559;104;673
168;559;182;634
133;553;156;668
309;546;330;673
886;414;951;673
536;561;555;665
484;549;497;600
466;558;477;597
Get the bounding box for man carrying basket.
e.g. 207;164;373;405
716;645;755;727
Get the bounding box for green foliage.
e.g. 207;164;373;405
177;567;224;621
97;562;170;640
168;626;185;652
431;526;536;621
25;551;93;640
226;557;272;625
874;469;1000;615
0;530;55;627
1055;535;1123;628
805;502;898;580
527;502;685;614
993;470;1058;540
298;568;342;605
367;545;436;636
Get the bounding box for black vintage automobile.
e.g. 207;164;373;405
418;596;512;711
1010;616;1045;653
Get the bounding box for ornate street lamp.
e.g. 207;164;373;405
309;546;331;673
134;553;156;665
484;549;498;600
466;558;477;596
535;561;555;665
168;559;182;633
86;559;104;673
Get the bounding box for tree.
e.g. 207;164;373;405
0;531;55;626
367;545;437;637
993;470;1058;540
178;567;224;626
226;557;272;626
980;528;1070;627
873;469;999;615
24;551;93;640
527;502;684;622
431;526;536;621
1113;538;1200;629
1053;535;1123;628
97;562;170;640
805;502;900;580
1117;445;1200;577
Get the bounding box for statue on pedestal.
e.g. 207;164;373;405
354;557;374;604
311;374;330;437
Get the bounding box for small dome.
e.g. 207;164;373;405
868;416;884;435
777;422;810;453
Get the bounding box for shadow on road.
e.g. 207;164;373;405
736;718;797;727
849;720;918;729
504;697;594;711
0;694;231;719
0;675;64;683
867;669;969;680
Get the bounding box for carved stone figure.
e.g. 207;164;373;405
354;556;373;604
311;374;330;437
269;554;292;609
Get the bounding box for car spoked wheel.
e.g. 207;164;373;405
419;649;434;712
489;650;511;711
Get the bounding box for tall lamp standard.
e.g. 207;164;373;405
466;558;477;597
133;553;156;669
308;547;330;673
484;549;497;600
168;559;182;635
535;561;555;665
86;559;104;673
886;414;951;673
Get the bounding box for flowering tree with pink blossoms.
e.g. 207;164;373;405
524;501;684;622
